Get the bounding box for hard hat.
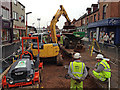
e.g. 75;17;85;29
96;54;103;59
73;53;81;59
29;34;31;37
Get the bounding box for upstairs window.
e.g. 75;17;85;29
13;11;19;20
90;16;93;23
21;15;25;22
103;5;106;19
14;0;17;5
21;5;24;10
98;12;100;20
2;8;9;19
94;14;96;22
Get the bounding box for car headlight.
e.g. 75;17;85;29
9;80;13;84
6;78;10;81
29;75;33;78
26;77;31;82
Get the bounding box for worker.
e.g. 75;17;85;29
46;34;51;43
103;33;109;43
68;53;88;89
60;34;63;46
92;54;111;81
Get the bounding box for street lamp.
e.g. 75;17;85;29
26;12;32;37
37;18;41;32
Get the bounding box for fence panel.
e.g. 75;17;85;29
84;40;119;66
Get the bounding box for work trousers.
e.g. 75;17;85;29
70;78;83;90
92;70;106;81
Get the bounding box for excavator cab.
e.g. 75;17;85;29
31;33;59;59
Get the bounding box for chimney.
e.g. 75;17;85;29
86;8;91;14
91;4;98;12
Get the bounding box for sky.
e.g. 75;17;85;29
19;0;98;29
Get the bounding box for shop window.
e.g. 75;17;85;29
90;31;97;41
13;30;20;40
21;30;26;37
99;31;105;43
103;5;106;19
109;32;114;44
2;29;10;42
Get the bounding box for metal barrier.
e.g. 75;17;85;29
2;41;21;72
84;40;119;66
97;43;119;66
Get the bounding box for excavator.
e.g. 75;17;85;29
31;5;71;64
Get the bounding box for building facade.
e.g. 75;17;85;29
12;0;25;41
74;1;120;46
0;0;12;44
0;0;26;73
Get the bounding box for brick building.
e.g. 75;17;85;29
73;0;120;45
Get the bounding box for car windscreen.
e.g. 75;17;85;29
32;35;41;42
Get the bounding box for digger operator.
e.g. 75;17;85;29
92;54;111;81
68;53;88;89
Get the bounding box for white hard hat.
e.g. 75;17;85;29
74;53;81;59
96;54;103;59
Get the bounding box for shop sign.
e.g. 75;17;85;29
13;25;25;30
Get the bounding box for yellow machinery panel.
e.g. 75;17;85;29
31;43;59;58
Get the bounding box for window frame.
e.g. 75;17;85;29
103;5;106;19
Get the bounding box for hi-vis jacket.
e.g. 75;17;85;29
95;59;111;78
68;60;88;80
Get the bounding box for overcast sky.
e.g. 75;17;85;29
19;0;98;29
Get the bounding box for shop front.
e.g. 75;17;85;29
2;19;12;44
87;18;120;46
13;25;26;41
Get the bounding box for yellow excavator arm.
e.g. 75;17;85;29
50;5;71;43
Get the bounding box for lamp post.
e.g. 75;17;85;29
26;12;32;37
37;18;41;32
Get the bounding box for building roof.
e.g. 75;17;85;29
18;1;25;8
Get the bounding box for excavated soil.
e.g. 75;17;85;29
40;50;99;89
